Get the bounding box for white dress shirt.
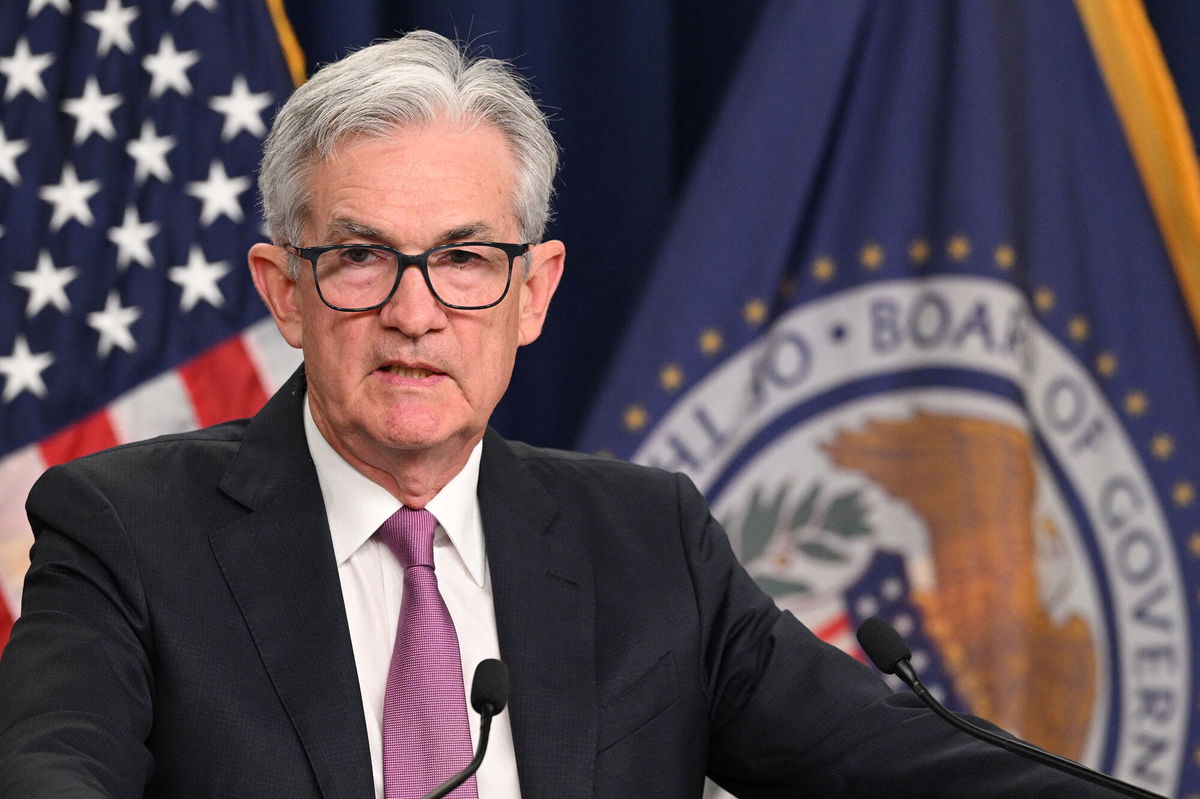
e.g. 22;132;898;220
303;399;522;798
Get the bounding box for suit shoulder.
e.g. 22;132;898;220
37;418;250;487
499;438;685;494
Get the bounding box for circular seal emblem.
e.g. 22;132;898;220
633;274;1189;791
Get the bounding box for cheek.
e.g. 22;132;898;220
302;314;366;383
481;325;521;392
459;318;519;400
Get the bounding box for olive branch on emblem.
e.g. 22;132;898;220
726;482;873;597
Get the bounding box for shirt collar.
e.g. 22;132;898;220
303;395;487;587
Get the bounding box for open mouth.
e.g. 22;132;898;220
379;364;440;379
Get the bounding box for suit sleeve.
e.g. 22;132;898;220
673;472;1130;798
0;463;155;798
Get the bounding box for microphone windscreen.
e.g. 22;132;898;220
856;616;912;675
470;658;509;715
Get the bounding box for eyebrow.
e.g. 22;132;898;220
325;218;495;248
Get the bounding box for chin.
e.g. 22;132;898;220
375;410;459;452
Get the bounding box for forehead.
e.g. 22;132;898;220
305;121;519;242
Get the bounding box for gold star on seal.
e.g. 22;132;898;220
811;256;836;283
1189;531;1200;558
1068;315;1089;342
1151;434;1175;460
859;243;884;270
908;238;931;265
1096;351;1118;378
659;363;684;391
947;234;971;261
1173;481;1195;507
698;328;724;355
1033;287;1055;313
1124;390;1149;417
622;404;648;432
994;244;1016;270
743;299;768;326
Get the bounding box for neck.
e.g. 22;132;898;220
363;448;474;508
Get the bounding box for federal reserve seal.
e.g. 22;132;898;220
633;275;1188;791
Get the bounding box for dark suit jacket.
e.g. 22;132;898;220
0;368;1126;798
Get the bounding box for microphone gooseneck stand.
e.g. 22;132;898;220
855;616;1165;799
422;659;510;799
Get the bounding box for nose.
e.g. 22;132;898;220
378;263;447;336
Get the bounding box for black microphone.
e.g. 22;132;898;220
855;616;1165;799
422;659;510;799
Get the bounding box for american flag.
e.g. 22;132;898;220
0;0;304;651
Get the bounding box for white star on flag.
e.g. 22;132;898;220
108;206;160;270
169;245;230;311
142;33;201;99
0;336;54;403
126;120;177;184
186;160;251;226
0;38;55;101
87;290;143;358
0;128;29;185
209;75;273;141
38;163;101;231
62;77;123;144
84;0;140;58
26;0;70;18
11;251;78;317
172;0;219;13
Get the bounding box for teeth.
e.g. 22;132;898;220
385;365;433;378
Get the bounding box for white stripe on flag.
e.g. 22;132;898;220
109;368;200;444
242;317;303;393
0;445;46;618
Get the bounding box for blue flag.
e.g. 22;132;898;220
578;1;1200;794
0;1;302;648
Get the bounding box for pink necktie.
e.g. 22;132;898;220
378;507;478;799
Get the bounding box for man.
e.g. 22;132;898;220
0;30;1132;799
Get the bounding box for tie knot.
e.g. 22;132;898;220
377;507;438;569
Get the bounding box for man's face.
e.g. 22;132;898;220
250;121;563;477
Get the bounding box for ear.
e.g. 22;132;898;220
517;239;565;346
248;242;304;349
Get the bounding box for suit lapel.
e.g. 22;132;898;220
479;430;597;798
211;368;374;798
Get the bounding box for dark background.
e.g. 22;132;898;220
282;0;1197;451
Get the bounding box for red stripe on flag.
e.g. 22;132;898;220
814;614;869;662
179;335;270;427
0;597;13;653
39;409;120;467
814;614;851;642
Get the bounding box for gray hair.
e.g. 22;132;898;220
258;30;558;270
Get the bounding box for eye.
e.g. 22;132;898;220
444;248;482;266
343;246;380;264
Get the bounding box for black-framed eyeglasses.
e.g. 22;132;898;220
285;241;531;312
